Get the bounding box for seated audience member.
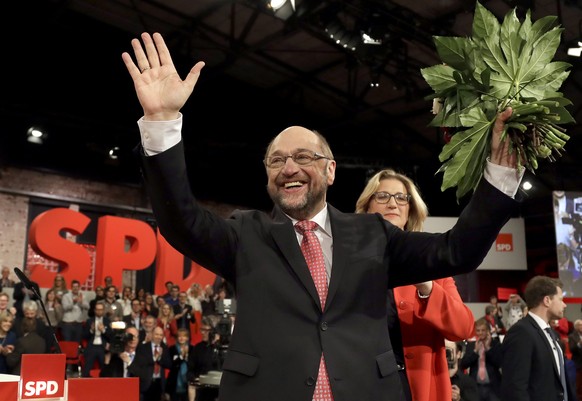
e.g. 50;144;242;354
103;285;124;321
60;279;89;343
51;274;68;303
123;298;143;331
82;300;110;377
173;292;195;330
158;303;178;347
140;314;157;343
0;266;15;289
355;168;476;401
14;301;51;345
447;339;478;401
0;292;16;316
88;286;106;318
460;318;503;401
569;319;582;401
128;326;172;401
188;318;222;401
6;316;46;374
503;293;526;330
0;312;16;374
164;285;181;307
120;286;134;316
142;293;159;320
166;328;194;401
483;305;503;339
100;326;140;378
488;295;505;335
40;288;64;329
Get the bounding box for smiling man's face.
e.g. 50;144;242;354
265;126;335;221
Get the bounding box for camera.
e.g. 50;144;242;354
109;321;135;354
445;348;455;369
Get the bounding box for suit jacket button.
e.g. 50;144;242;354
320;322;328;331
306;377;316;386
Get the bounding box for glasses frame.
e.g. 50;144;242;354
264;150;331;169
372;191;411;205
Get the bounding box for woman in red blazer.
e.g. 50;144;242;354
356;168;476;401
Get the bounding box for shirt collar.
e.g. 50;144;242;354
287;204;331;237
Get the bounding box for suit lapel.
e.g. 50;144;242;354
270;207;321;309
325;206;353;309
526;315;561;378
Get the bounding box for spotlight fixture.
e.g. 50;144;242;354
26;126;47;144
108;146;121;160
567;41;582;57
270;0;295;20
522;180;532;191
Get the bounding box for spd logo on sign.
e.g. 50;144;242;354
20;354;66;400
495;233;513;252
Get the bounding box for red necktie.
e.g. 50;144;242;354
478;343;487;381
154;345;161;376
295;221;333;401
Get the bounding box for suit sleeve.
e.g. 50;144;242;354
415;278;475;340
501;324;532;401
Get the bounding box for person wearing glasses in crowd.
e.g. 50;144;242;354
121;32;521;401
355;168;475;401
187;318;221;401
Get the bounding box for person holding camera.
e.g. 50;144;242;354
100;326;140;378
188;318;221;401
82;300;111;377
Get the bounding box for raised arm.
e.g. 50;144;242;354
121;32;205;121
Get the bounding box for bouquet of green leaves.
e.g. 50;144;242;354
421;1;575;201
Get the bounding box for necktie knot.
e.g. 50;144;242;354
295;220;318;234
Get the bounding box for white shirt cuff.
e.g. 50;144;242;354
483;158;524;198
138;114;183;156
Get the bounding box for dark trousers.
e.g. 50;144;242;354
82;343;105;377
477;383;500;401
61;322;83;343
576;369;582;401
142;378;163;401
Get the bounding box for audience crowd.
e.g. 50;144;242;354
0;268;579;401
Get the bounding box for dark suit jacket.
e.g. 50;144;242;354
460;338;503;397
568;331;582;370
139;141;518;401
6;332;47;374
127;341;172;394
501;314;576;401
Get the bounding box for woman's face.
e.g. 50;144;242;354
162;305;171;315
366;178;410;230
0;318;13;333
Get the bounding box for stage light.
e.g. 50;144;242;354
108;146;120;160
26;126;47;144
270;0;295;20
567;41;582;57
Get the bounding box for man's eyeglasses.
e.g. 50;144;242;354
264;150;331;169
372;192;411;205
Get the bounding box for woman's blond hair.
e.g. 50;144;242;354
355;168;428;232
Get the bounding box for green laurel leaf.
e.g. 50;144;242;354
423;1;576;201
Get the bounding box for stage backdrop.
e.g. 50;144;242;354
423;217;527;271
553;191;582;298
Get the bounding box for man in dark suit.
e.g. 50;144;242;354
81;300;111;377
569;319;582;401
6;316;47;374
122;32;522;401
101;326;140;378
501;276;575;401
128;326;172;401
460;318;502;401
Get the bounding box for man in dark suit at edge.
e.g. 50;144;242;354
121;32;523;401
501;276;576;401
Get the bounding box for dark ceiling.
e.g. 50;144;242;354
2;0;582;264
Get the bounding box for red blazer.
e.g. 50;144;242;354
394;277;475;401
